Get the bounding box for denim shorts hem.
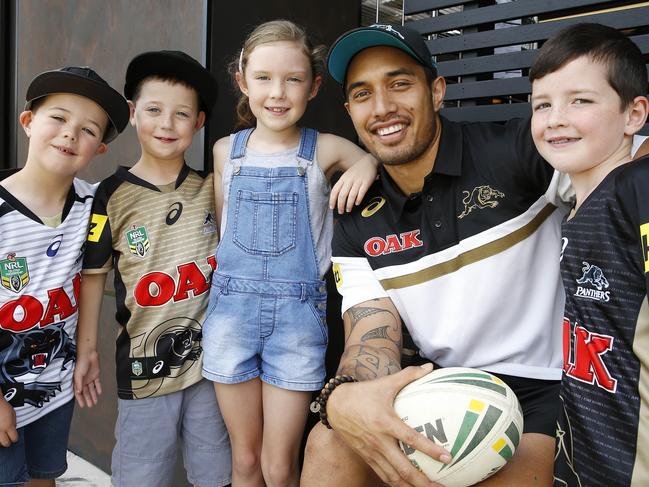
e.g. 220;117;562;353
0;469;28;486
188;475;233;487
27;464;67;480
261;374;323;391
202;367;260;384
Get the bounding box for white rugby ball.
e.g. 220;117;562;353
393;367;523;487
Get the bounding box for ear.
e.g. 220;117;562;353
235;71;248;96
344;101;351;115
19;111;34;137
431;76;446;112
194;111;206;131
95;143;108;155
128;100;136;127
308;75;323;101
624;95;649;136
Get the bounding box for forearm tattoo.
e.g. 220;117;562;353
339;303;402;380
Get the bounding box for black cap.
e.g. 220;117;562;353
25;66;129;143
328;24;437;85
124;50;218;116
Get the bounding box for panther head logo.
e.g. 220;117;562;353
576;262;609;291
458;185;505;219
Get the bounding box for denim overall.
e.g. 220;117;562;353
202;128;328;391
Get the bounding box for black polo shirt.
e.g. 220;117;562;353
332;116;568;380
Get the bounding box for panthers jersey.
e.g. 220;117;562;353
0;178;95;428
555;156;649;486
83;165;218;400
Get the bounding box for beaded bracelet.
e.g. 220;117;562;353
310;375;357;429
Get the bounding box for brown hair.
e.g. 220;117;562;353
130;74;202;112
230;20;326;130
529;23;647;110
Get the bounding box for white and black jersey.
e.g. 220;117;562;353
555;155;649;486
0;177;95;428
332;117;569;380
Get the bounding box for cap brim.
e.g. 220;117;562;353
124;52;218;115
25;71;129;143
328;28;422;85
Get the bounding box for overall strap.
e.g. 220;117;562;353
229;128;255;160
297;128;318;162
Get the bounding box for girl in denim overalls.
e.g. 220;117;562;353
201;20;378;487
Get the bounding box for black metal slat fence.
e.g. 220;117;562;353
403;0;649;130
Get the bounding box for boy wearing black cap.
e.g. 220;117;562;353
75;51;231;487
0;67;128;486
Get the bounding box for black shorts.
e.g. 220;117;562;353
491;372;560;437
400;350;560;437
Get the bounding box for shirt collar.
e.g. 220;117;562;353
379;116;463;220
117;163;191;191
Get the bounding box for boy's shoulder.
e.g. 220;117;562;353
72;177;98;197
612;155;649;191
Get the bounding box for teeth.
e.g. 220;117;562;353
267;107;287;112
377;124;404;136
549;137;578;145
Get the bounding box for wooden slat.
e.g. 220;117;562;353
440;103;532;122
445;77;531;100
437;33;649;77
409;0;611;35
405;0;472;15
423;7;649;54
438;49;536;77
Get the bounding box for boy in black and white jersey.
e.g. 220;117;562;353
0;67;128;486
529;23;649;486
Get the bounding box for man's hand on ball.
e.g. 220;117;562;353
327;364;452;487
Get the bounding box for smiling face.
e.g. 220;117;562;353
21;93;108;178
344;46;444;167
130;79;205;163
237;40;320;136
531;56;636;179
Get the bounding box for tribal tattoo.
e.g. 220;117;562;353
339;302;402;380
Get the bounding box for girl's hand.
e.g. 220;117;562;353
329;153;378;214
0;397;18;447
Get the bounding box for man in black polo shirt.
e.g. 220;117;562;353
302;24;568;486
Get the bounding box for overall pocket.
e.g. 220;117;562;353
233;189;298;255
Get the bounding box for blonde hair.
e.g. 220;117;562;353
230;20;326;130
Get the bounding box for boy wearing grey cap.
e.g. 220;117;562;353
0;66;129;486
75;51;231;487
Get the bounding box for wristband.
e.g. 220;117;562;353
310;375;357;429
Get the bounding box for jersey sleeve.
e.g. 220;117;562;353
331;217;389;315
616;157;649;294
82;179;114;273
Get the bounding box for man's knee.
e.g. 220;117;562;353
302;424;380;487
303;423;339;466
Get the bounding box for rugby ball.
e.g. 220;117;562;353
393;367;523;487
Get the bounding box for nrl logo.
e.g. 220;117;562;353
458;185;505;219
0;253;30;293
131;360;143;377
126;225;150;258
